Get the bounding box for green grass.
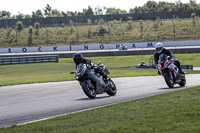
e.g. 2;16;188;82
0;53;200;87
1;86;200;132
1;18;200;47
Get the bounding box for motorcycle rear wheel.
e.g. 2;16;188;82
81;80;96;99
106;78;117;96
163;71;174;88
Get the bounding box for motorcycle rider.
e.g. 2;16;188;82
73;53;107;77
73;53;111;93
73;53;92;68
154;42;184;74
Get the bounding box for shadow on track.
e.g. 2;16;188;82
159;86;184;90
76;95;111;101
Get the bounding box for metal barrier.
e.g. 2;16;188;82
181;65;193;70
0;55;59;65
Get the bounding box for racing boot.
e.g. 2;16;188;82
180;69;185;74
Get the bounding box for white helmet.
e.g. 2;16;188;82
155;42;164;53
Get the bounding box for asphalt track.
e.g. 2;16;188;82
0;74;200;128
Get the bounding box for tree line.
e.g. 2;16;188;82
0;0;200;19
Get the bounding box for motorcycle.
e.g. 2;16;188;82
70;61;117;99
157;54;186;88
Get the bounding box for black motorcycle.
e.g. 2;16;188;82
158;54;186;88
70;62;117;99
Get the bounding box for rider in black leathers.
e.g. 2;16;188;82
73;53;91;68
73;53;111;93
154;42;184;74
73;53;107;77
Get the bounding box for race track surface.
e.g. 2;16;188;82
0;74;200;127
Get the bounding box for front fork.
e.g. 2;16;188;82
169;71;174;80
86;79;95;89
162;69;174;81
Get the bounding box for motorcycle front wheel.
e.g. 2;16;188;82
179;74;186;87
81;80;96;99
163;71;174;88
106;78;117;96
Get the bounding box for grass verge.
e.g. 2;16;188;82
1;86;200;132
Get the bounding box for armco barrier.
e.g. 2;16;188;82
181;65;193;70
0;55;59;65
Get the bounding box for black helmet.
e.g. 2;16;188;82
73;53;84;65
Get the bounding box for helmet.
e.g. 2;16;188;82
155;42;164;53
73;53;84;65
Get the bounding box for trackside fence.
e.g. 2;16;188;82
0;55;59;65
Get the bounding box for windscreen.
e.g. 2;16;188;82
158;54;168;65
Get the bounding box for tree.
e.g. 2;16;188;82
32;10;43;18
157;2;175;12
127;21;133;30
129;0;200;14
94;5;106;15
34;22;40;37
25;14;32;18
66;11;76;16
106;8;127;14
98;18;104;25
44;4;52;17
50;9;63;17
28;26;33;46
16;21;23;32
142;1;157;13
87;30;92;38
45;26;48;45
83;6;94;15
97;27;108;36
16;13;25;19
191;12;197;26
172;18;176;40
189;0;199;11
153;22;158;31
61;11;68;17
0;10;11;19
139;20;143;40
16;21;23;45
87;19;92;25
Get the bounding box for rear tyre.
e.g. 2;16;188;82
163;71;174;88
179;74;186;87
81;80;96;99
106;79;117;96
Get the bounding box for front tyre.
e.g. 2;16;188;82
163;71;174;88
179;74;186;87
81;80;96;99
106;78;117;96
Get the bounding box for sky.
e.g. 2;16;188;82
0;0;200;15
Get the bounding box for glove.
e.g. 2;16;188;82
157;64;162;74
171;57;176;62
156;64;161;69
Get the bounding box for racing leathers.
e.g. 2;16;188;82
154;48;183;74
